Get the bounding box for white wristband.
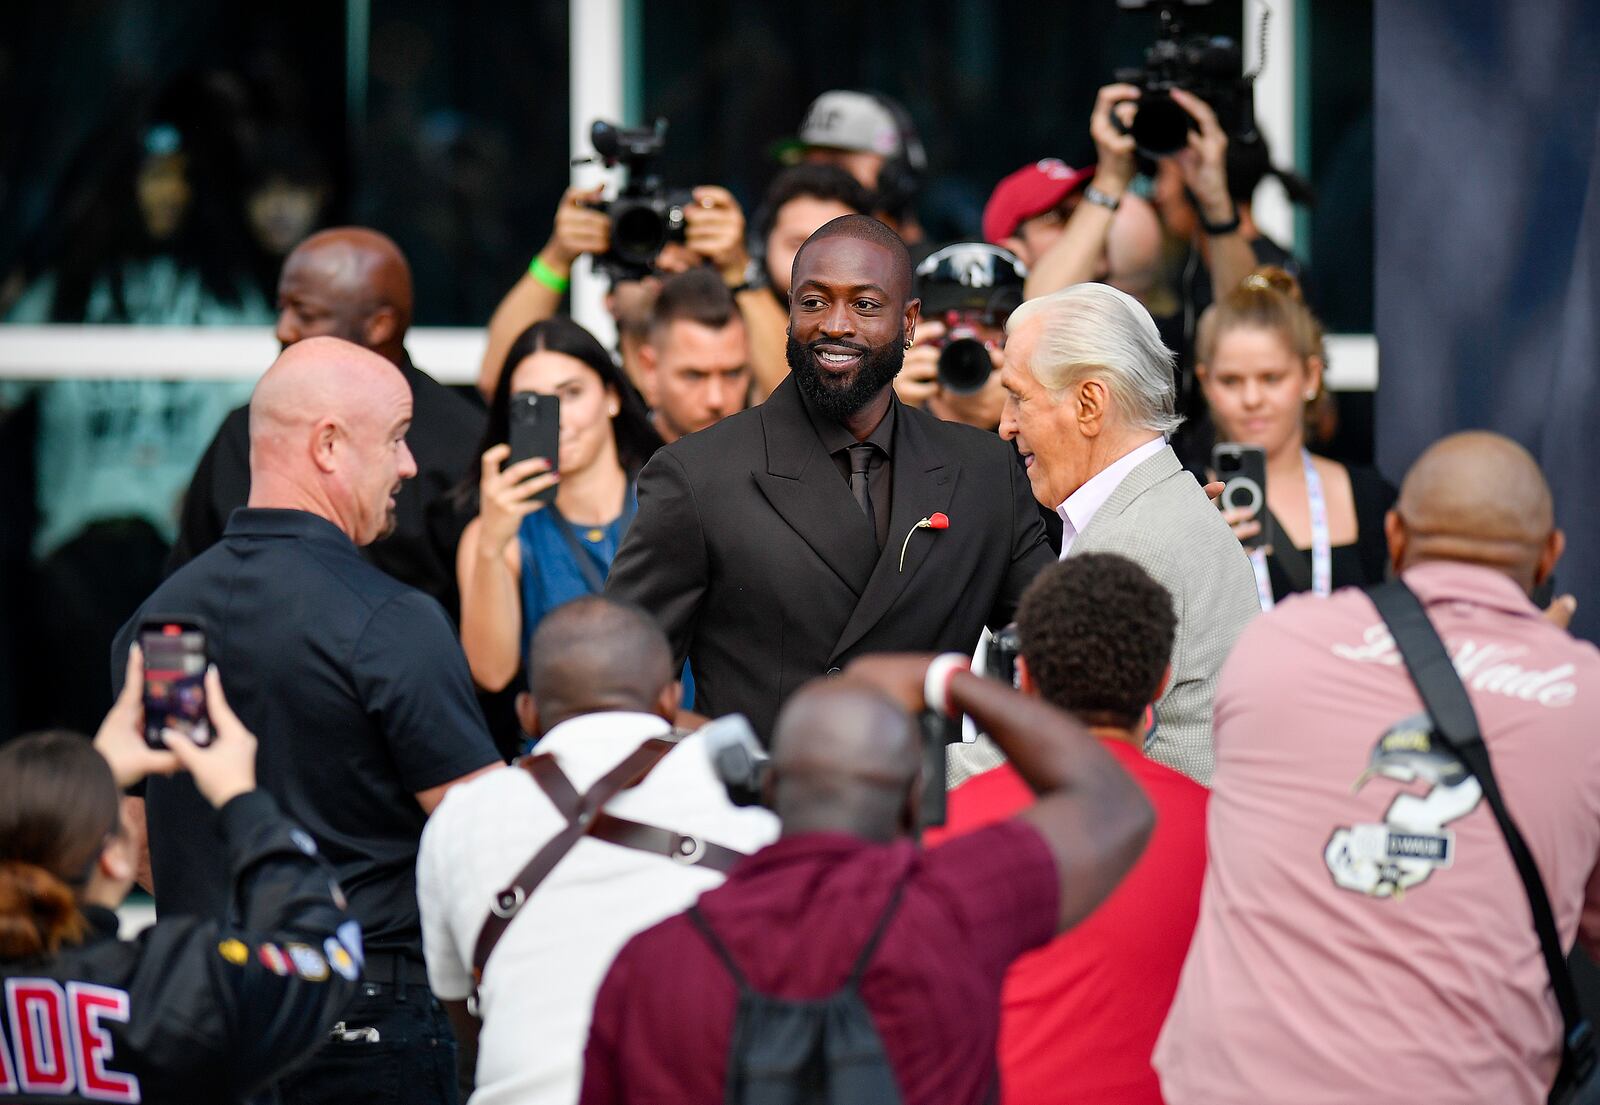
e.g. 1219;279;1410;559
923;653;971;720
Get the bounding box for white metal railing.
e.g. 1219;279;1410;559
0;325;1379;391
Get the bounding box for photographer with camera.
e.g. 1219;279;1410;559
1017;82;1250;313
928;553;1207;1105
418;595;777;1105
893;242;1026;432
581;652;1152;1105
478;123;773;404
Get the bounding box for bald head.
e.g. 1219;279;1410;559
793;214;913;303
276;227;414;364
248;336;417;545
770;680;920;841
1389;431;1562;592
527;597;677;732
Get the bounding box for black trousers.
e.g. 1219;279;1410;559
277;958;458;1105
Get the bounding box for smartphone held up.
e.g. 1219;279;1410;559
508;391;561;505
1212;443;1267;550
139;618;212;749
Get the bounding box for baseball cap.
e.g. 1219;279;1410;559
982;159;1096;245
796;90;907;157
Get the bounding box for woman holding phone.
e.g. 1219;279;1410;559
457;318;662;692
0;649;360;1103
1195;268;1395;608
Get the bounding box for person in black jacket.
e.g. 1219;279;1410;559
167;227;484;622
606;215;1053;739
0;648;359;1103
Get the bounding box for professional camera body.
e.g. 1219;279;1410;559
587;119;694;279
1113;0;1259;157
914;243;1026;396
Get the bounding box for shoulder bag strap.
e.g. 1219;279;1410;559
545;503;608;594
587;811;745;874
470;737;676;982
1368;580;1595;1094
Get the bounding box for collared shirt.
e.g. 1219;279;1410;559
581;821;1059;1105
1154;561;1600;1105
114;507;499;958
1056;435;1166;559
801;387;897;549
167;354;486;620
927;744;1207;1105
419;711;778;1105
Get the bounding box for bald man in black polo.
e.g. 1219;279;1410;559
169;227;483;619
607;215;1053;738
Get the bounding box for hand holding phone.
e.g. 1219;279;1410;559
1212;443;1268;551
139;618;212;749
508;392;561;505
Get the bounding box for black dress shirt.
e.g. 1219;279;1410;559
801;390;896;550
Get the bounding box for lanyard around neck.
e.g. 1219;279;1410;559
1251;448;1332;611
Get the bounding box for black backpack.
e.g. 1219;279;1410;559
687;878;908;1105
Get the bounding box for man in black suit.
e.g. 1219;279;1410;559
608;215;1053;738
167;228;483;621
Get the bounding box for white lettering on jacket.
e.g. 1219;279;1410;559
1333;624;1577;708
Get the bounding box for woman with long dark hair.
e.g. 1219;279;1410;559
457;317;663;692
0;651;359;1102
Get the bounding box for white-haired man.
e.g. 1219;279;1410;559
983;283;1257;783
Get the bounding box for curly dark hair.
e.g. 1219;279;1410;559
1015;553;1177;729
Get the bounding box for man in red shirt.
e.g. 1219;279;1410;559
580;650;1155;1105
930;552;1208;1105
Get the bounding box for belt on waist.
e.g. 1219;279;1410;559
362;951;432;987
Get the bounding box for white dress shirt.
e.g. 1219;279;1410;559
417;711;779;1105
1056;435;1167;559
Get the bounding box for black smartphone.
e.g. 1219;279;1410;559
1212;443;1268;551
507;391;560;506
139;618;212;749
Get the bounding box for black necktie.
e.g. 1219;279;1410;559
847;443;876;535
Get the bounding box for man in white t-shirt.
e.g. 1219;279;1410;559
417;596;778;1105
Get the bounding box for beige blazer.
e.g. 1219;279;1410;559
949;445;1258;786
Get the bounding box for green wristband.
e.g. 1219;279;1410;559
529;255;571;294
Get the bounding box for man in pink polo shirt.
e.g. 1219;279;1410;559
1155;431;1600;1105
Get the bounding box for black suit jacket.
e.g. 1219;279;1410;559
166;356;484;621
607;376;1053;738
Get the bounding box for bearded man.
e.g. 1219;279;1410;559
607;215;1053;739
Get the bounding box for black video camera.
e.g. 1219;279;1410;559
1113;0;1258;158
586;119;694;280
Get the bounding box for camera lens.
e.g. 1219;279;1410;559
1131;92;1196;158
610;201;667;266
937;338;994;396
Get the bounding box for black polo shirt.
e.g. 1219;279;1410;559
166;355;484;622
113;508;499;959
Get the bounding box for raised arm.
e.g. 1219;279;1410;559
1168;89;1257;302
1024;84;1140;300
846;654;1152;934
479;186;610;398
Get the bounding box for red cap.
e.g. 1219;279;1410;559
982;159;1095;245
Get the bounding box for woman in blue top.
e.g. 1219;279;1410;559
457;318;662;692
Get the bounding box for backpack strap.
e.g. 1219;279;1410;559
687;906;751;991
689;871;912;994
845;875;909;987
1367;579;1596;1098
470;737;676;984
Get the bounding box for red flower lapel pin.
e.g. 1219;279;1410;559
898;512;950;572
